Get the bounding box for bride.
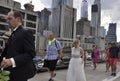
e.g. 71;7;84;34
66;39;86;81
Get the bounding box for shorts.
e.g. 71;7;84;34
106;58;110;63
110;58;118;64
43;59;58;71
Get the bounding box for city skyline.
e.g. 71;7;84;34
14;0;120;42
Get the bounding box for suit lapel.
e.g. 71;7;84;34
6;26;23;45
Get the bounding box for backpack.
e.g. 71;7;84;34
54;40;60;53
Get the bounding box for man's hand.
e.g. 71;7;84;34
1;59;12;68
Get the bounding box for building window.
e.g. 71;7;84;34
0;6;10;15
27;29;36;34
26;22;36;28
0;24;9;31
0;16;6;22
27;14;36;21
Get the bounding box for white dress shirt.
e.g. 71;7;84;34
10;26;19;68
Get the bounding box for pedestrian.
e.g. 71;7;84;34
66;39;86;81
91;44;99;70
43;32;62;81
105;43;111;72
0;11;36;81
109;42;120;76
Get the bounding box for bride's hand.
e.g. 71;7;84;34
82;60;84;64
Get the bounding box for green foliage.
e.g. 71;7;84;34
0;70;10;81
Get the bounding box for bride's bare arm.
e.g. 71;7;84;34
80;48;85;63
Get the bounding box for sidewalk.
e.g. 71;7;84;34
29;62;120;81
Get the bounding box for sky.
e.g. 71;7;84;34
14;0;120;42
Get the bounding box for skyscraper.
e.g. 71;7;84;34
81;0;88;19
66;0;73;7
91;0;101;36
52;0;61;8
91;0;101;47
36;8;51;36
106;23;117;43
52;0;73;8
50;0;76;39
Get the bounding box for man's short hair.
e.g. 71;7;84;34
13;11;23;22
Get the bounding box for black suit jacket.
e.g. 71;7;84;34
0;26;36;80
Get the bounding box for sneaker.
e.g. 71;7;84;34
110;73;114;76
113;73;116;76
110;73;116;76
48;78;54;81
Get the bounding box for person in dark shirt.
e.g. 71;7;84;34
109;42;120;76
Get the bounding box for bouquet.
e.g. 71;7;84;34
0;69;10;81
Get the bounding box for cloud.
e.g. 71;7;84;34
101;0;120;22
40;0;52;8
101;0;118;10
32;0;45;11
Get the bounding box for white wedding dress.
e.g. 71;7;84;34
66;47;86;81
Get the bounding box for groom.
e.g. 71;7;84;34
0;11;36;81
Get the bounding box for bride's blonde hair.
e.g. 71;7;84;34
73;39;80;47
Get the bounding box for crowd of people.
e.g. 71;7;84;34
42;34;120;81
0;11;120;81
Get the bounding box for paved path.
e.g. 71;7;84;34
29;62;120;81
